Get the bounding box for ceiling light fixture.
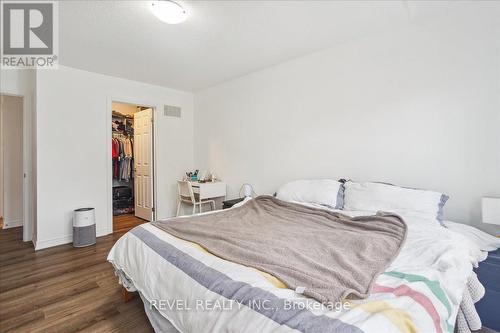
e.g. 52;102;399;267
150;0;187;24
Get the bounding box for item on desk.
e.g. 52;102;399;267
211;173;217;182
185;170;200;181
240;183;255;198
198;170;208;182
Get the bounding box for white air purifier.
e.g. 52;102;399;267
73;208;96;247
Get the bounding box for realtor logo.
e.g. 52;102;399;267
1;1;58;68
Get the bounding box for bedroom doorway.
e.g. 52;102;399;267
0;95;24;231
111;101;156;233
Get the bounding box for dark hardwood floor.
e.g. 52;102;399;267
113;214;147;234
0;223;153;332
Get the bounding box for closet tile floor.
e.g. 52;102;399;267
0;227;154;332
113;213;147;234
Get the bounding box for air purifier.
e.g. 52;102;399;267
73;208;96;247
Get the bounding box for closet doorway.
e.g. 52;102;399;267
111;101;155;233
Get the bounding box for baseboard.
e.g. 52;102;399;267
97;227;112;237
3;219;23;229
35;227;112;251
35;234;73;250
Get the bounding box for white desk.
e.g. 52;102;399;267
190;181;226;200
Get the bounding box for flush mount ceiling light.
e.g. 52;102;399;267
150;0;187;24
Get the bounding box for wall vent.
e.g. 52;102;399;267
164;105;181;118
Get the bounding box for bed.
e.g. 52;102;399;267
108;181;500;333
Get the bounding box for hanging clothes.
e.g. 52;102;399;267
112;138;120;179
112;135;134;182
124;137;133;156
112;115;135;216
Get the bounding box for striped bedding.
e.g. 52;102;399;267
107;202;493;333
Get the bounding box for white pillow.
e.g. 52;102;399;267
343;181;449;225
276;179;344;208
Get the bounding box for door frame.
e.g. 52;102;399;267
106;97;158;234
0;92;33;242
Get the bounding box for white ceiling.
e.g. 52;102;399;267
59;1;466;92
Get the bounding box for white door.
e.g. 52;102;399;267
134;108;154;221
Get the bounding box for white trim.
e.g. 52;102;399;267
106;97;158;235
35;227;110;251
35;235;72;250
22;93;33;242
0;96;3;220
3;218;23;229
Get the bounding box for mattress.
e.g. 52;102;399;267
108;202;500;333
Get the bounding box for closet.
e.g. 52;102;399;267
111;101;155;230
112;111;135;215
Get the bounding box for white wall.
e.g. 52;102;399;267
35;65;194;249
195;7;500;234
1;95;23;228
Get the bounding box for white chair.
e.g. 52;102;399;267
176;180;216;216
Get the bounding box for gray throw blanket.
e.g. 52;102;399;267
152;196;407;303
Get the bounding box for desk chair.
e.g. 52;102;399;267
176;180;216;216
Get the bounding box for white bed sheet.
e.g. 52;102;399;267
108;200;500;333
